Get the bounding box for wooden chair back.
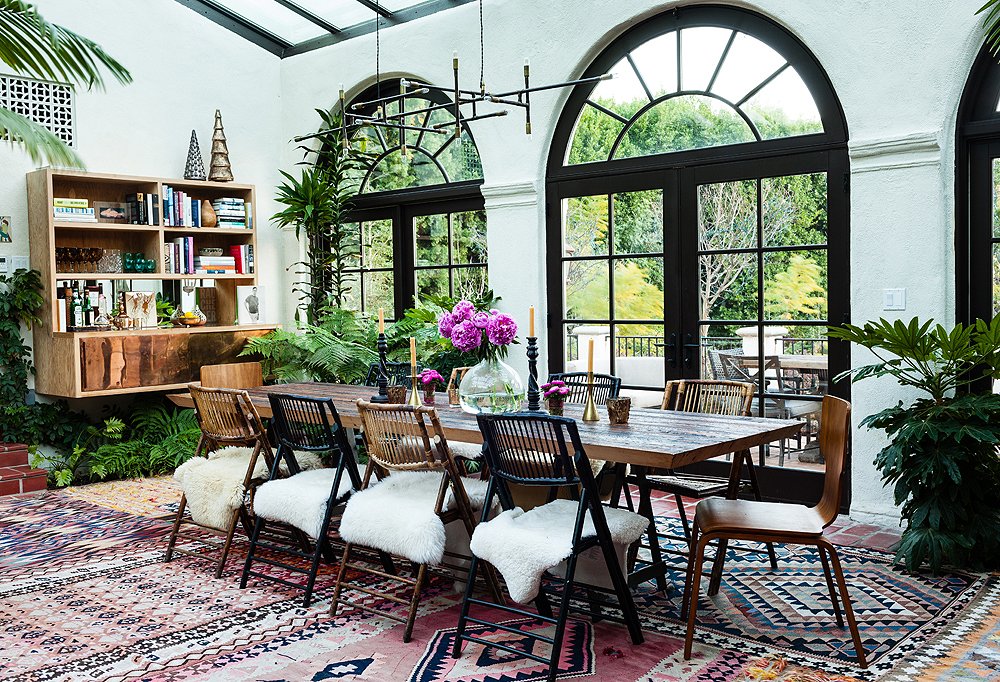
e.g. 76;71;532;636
815;395;851;527
356;400;448;474
189;384;266;444
547;372;621;405
200;362;263;390
365;361;420;387
661;379;754;416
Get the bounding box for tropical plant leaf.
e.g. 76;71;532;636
0;106;81;166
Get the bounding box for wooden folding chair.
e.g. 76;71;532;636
165;384;273;579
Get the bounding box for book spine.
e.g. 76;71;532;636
145;194;153;226
53;198;89;208
187;237;194;274
247;244;254;274
151;194;160;226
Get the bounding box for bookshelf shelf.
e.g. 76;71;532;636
28;168;276;399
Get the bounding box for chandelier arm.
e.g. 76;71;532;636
490;73;613;99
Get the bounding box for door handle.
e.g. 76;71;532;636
665;333;678;367
682;334;700;368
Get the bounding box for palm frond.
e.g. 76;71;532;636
0;106;81;166
979;0;1000;56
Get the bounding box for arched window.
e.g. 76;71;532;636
546;6;849;500
958;46;1000;326
334;79;487;317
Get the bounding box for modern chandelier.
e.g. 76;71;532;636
297;0;612;147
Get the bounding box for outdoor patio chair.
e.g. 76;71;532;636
683;395;867;667
546;371;621;405
165;384;274;579
240;393;363;607
454;412;645;682
330;401;502;642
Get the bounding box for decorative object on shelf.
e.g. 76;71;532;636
0;215;11;243
419;369;444;406
199;247;224;257
447;366;470;406
184;129;206;181
582;339;599;422
171;280;207;327
606;397;632;425
200;200;218;227
526;305;540;411
93;201;127;224
387;385;406;404
542;380;569;416
237;285;262;325
370;308;390;403
208;109;234;182
437;299;524;414
123;291;157;329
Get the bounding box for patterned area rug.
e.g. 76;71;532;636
0;481;996;681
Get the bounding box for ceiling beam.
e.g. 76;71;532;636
352;0;395;19
174;0;293;56
285;0;477;57
273;0;341;34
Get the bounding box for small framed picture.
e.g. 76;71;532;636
0;216;11;243
237;285;263;325
93;202;128;224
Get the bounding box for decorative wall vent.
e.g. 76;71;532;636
0;75;74;146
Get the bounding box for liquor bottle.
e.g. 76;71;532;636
71;286;84;329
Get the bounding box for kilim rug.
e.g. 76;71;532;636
0;481;996;681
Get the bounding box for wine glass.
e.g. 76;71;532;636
88;248;104;273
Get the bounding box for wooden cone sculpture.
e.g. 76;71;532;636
208;109;234;182
184;129;206;180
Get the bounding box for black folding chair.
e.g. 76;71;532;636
453;413;644;682
239;393;362;606
547;371;621;405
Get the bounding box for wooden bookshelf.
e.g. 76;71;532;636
27;168;278;398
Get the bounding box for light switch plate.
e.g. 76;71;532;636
12;256;28;271
0;256;8;274
883;288;906;311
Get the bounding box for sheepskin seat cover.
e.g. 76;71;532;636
338;471;490;565
469;498;647;603
172;447;325;531
253;469;354;538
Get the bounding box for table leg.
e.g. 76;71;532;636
707;449;750;596
627;467;668;592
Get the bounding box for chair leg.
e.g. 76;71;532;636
675;493;691;541
164;494;187;562
683;534;711;660
240;516;265;589
330;543;353;617
741;452;778;571
707;538;728;596
452;554;482;658
817;544;844;627
681;522;700;620
634;473;667;592
819;538;867;668
302;536;326;608
547;552;582;682
215;508;242;579
596;524;644;646
402;563;428;643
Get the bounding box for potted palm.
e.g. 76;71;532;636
830;316;1000;572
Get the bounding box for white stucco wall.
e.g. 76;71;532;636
277;0;989;524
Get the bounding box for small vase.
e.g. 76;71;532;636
458;358;525;415
423;387;436;406
548;397;565;416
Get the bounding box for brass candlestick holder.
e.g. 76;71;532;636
408;373;423;407
370;332;390;403
582;371;600;422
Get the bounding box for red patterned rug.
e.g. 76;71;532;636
0;481;996;681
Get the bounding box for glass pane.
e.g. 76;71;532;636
415;268;448;302
564;323;583;364
344;222;362;268
995;243;1000;317
993;158;1000;238
764;251;828;322
565;196;609;257
742;66;824;139
415;214;449;266
680;27;734;92
614;95;756;159
362;219;393;268
699;252;758;321
363;149;446;193
454;266;489;300
629;32;678;98
710;32;786;104
614;258;664;320
614;323;665;389
422;106;459;156
564;260;609;319
341;272;361;312
762;174;828;247
613;190;663;254
215;0;325;42
453;210;487;264
699;324;745;381
564;324;612;376
589;56;648;117
698;180;758;251
363;271;393;313
568;104;625;165
436;131;483;182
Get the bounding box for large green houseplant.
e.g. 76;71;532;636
0;0;131;165
830;317;1000;572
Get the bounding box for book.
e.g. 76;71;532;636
125;193;146;224
151;194;160;226
53;198;89;209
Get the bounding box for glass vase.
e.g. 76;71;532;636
458;358;525;415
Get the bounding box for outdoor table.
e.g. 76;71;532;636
169;382;800;592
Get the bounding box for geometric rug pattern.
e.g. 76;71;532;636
0;480;996;681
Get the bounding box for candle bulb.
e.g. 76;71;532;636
587;338;594;374
529;306;535;337
410;336;417;369
378;308;385;334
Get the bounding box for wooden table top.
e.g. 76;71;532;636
740;354;828;372
169;382;803;470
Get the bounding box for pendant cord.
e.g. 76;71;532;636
479;0;485;92
375;0;381;102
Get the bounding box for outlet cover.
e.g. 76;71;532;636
0;256;8;274
883;288;906;311
12;256;28;271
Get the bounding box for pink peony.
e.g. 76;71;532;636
452;300;475;322
437;312;457;338
450;320;483;353
471;311;491;329
419;369;444;386
486;312;517;346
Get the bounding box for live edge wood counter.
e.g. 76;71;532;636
168;382;801;469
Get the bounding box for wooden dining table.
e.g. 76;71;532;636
169;382;801;589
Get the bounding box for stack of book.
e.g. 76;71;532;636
212;197;251;229
194;255;236;275
125;192;160;225
229;244;255;274
161;185;202;227
53;198;96;223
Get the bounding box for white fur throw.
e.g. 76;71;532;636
338;471;490;565
469;498;647;603
172;447;325;531
253;468;354;538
